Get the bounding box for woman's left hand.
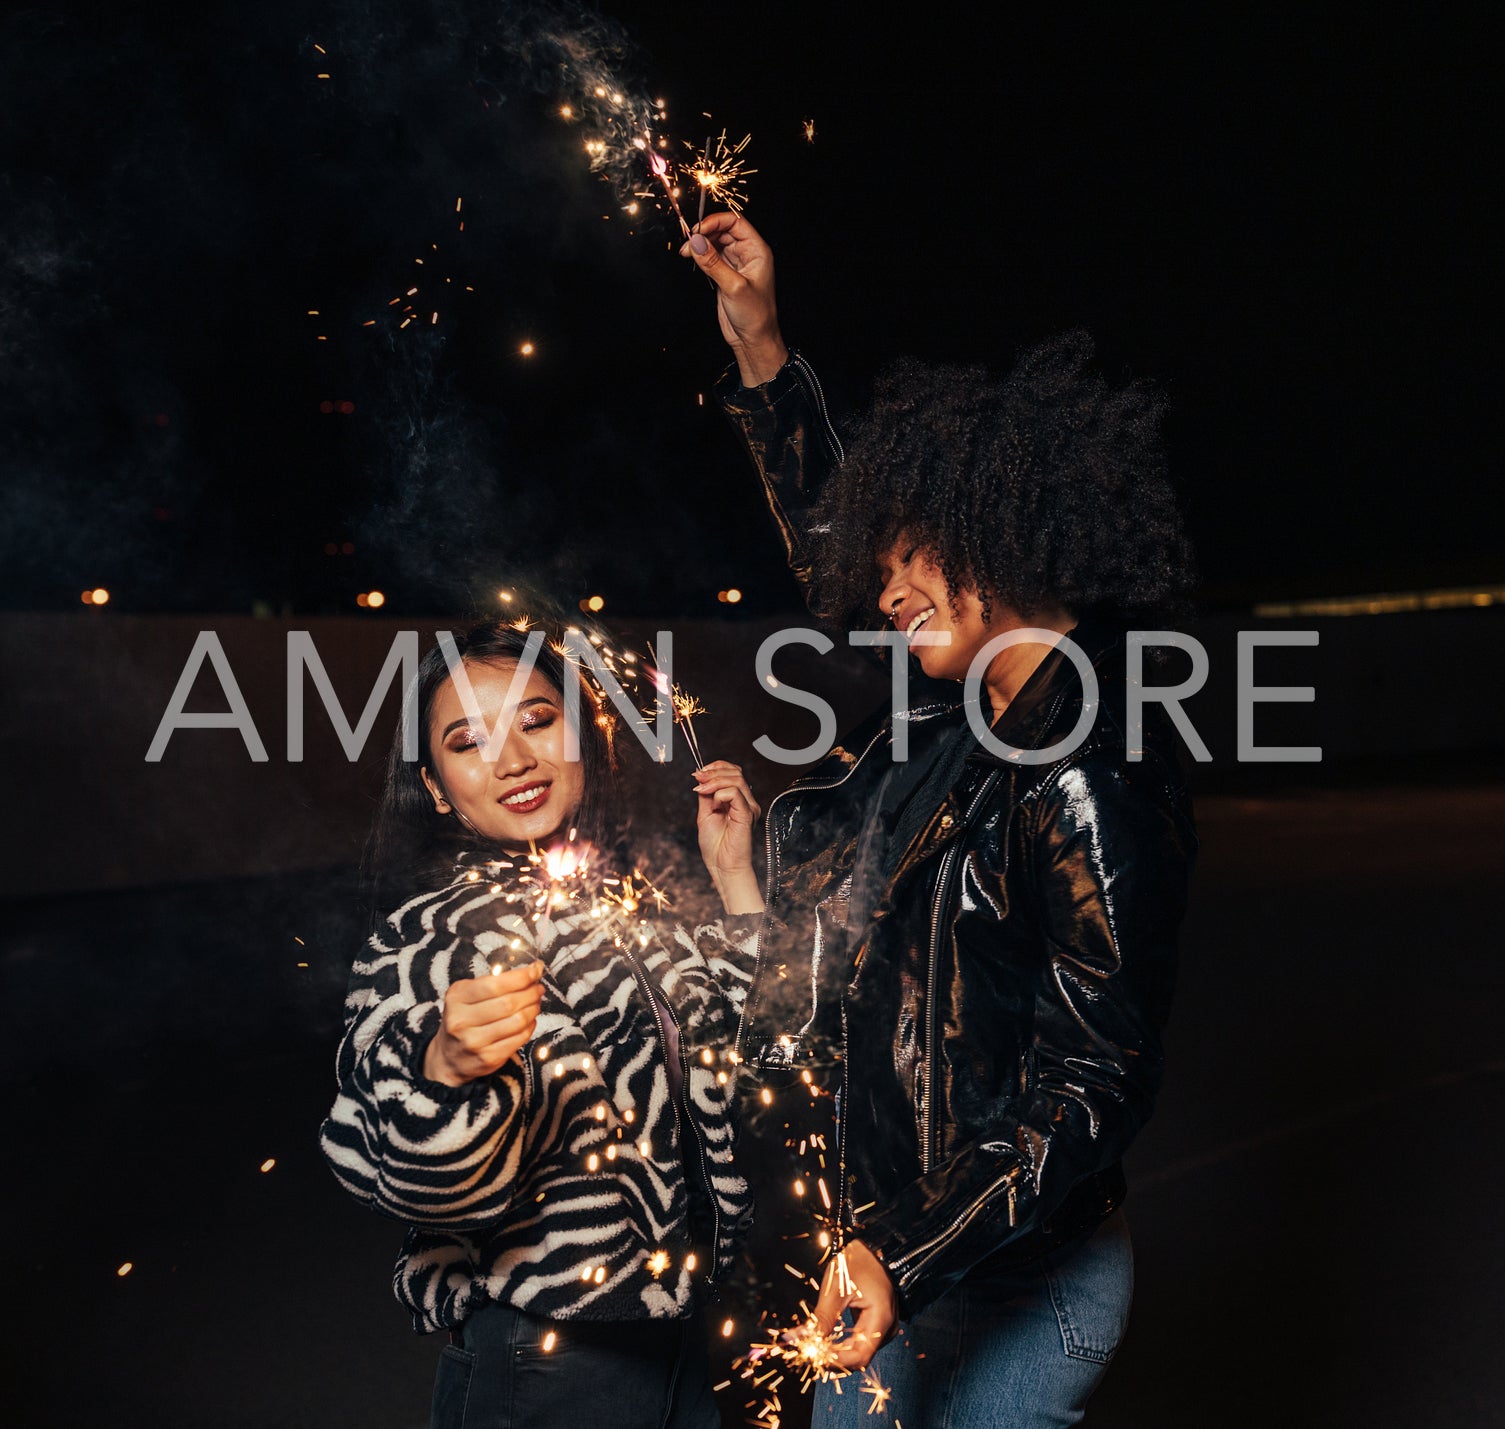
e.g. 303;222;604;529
694;760;764;913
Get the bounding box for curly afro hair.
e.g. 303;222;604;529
808;331;1194;627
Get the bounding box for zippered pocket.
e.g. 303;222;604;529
885;1164;1023;1282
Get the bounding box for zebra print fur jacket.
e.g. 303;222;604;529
319;854;760;1333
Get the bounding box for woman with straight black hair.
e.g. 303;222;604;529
320;619;763;1429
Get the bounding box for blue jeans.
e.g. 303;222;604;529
813;1211;1133;1428
431;1299;720;1429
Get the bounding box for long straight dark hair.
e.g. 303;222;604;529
364;621;620;917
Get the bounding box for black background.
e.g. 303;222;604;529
2;5;1501;1427
3;1;1494;619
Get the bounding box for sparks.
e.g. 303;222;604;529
859;1367;893;1414
748;1316;847;1392
490;832;672;964
642;141;691;237
833;1248;854;1297
644;643;709;766
685;129;757;215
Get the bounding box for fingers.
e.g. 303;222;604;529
425;985;542;1085
808;1251;853;1340
830;1302;892;1370
698;210;744;236
698;787;758;826
444;964;544;1038
447;994;543;1055
442;1014;540;1081
680;210;751;247
451;960;543;1002
478;1025;537;1069
693;759;740;773
692;763;762;822
472;1010;541;1062
680;212;768;278
682;228;746;294
810;1242;898;1369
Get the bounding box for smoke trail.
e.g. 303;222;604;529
1;0;717;612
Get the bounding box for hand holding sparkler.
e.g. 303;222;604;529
423;959;545;1088
807;1239;899;1372
680;211;787;387
693;759;765;915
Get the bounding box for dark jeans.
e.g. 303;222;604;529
431;1300;720;1429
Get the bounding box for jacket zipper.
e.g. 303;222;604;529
749;696;964;1232
921;771;1002;1173
627;957;722;1286
791;353;845;464
836;992;851;1233
829;728;940;1233
884;1163;1021;1282
758;707;956;920
738;724;892;1061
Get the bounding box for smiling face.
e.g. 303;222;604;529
875;535;1000;683
420;658;586;852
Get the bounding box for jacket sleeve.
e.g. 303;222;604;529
715;351;844;618
691;913;764;1024
858;751;1195;1315
317;901;536;1232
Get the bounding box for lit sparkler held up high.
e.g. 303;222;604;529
646;640;708;768
688;129;757;217
552;59;753;238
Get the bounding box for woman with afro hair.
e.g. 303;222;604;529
680;212;1199;1427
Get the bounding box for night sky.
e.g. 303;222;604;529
2;1;1494;618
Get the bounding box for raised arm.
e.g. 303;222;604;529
685;213;844;617
682;210;788;386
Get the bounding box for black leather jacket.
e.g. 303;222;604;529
717;353;1197;1317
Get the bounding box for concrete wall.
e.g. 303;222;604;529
2;606;1499;897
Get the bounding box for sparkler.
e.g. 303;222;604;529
490;603;698;771
637;138;691;237
698;134;711;227
472;828;671;975
732;1290;896;1426
552;57;753;238
645;641;707;767
734;1306;860;1413
859;1366;893;1415
723;1051;870;1428
686;129;757;216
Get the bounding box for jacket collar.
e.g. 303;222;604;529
782;617;1124;796
881;618;1126;883
968;616;1125;768
781;692;961;794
